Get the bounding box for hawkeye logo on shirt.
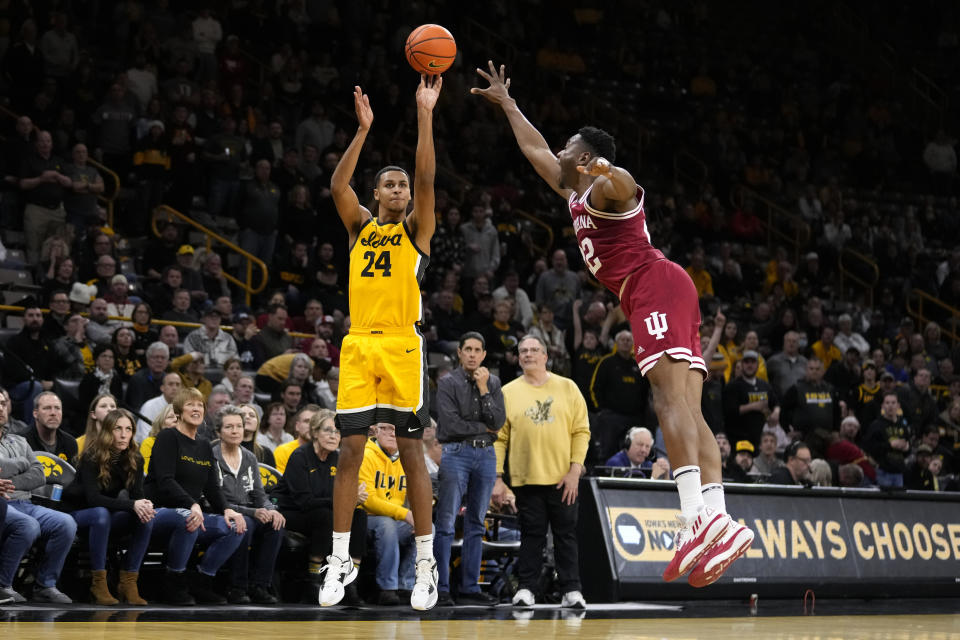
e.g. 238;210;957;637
804;392;833;408
524;397;555;425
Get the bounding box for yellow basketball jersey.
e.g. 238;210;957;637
348;218;428;330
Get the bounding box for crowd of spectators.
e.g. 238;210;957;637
1;0;960;607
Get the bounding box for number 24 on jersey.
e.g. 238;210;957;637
360;250;392;277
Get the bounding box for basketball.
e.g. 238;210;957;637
405;24;456;75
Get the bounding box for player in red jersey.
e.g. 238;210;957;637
473;61;753;587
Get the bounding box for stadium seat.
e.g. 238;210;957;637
31;451;77;500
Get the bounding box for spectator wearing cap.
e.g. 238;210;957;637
62;143;105;230
238;159;281;266
174;245;208;309
905;444;941;490
105;275;135;320
796;251;829;299
834;314;870;357
184;308;238;368
825;416;876;484
723;349;777;449
864;392;911;488
232;313;261;368
852;360;882;426
733;440;760;481
313;315;342;361
19;130;72;264
312;261;348;316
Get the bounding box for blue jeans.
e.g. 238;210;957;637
72;507;155;571
150;508;245;575
227;514;284;588
876;469;904;488
239;228;278;267
433;443;497;594
150;508;200;572
367;515;416;591
0;500;77;588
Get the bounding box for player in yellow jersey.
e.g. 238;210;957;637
318;75;442;611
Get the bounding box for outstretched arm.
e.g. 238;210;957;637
330;86;374;243
472;61;570;199
409;75;441;252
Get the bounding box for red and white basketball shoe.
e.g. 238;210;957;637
688;519;755;588
662;507;730;582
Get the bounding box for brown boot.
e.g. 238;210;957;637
117;570;148;605
90;570;119;605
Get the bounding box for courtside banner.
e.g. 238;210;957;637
580;478;960;598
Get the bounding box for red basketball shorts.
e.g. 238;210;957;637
620;259;706;376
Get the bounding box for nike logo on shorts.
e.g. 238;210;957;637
406;348;416;353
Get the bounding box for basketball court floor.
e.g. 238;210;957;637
1;598;957;639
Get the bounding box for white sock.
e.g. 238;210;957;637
332;531;350;560
415;534;434;563
674;465;704;520
701;483;726;514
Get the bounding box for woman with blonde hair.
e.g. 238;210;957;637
140;403;178;474
75;393;117;455
237;403;275;466
65;409;155;605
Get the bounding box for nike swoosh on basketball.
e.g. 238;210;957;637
406;348;416;353
428;61;444;68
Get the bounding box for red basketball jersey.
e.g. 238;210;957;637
569;183;665;296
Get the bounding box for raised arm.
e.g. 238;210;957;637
472;61;570;199
408;74;441;251
330;86;375;243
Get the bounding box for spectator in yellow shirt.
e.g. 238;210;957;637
359;423;418;606
272;405;320;473
685;247;714;298
810;326;843;372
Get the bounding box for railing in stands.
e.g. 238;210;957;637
514;209;555;258
0;104;122;229
729;184;811;266
832;2;947;132
0;304;315;340
151;205;268;308
906;289;960;348
837;247;880;308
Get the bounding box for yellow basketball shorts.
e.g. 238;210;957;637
335;326;429;438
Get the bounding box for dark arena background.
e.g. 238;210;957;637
1;0;959;638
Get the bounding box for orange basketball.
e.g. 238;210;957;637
405;24;456;75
